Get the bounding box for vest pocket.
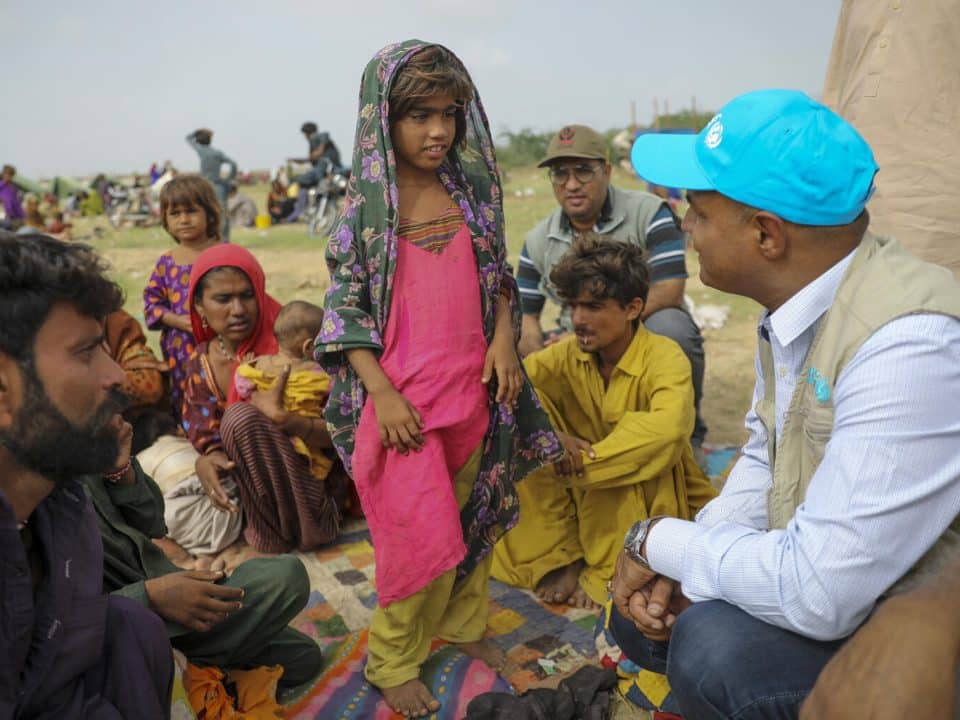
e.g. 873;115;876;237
801;404;834;475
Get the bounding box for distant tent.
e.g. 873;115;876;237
12;175;45;197
51;176;84;199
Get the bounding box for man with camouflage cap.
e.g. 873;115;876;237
517;125;707;446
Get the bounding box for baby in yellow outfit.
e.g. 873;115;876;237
234;300;333;480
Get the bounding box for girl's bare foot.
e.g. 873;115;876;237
535;559;585;604
379;679;440;717
567;584;599;610
455;639;506;672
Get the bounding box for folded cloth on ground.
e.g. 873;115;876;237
186;663;285;719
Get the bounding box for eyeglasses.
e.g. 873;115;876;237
548;163;604;186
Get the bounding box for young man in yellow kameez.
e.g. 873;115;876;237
492;235;717;608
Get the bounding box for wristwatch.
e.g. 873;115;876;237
623;516;667;568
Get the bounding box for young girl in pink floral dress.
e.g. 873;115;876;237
317;40;560;717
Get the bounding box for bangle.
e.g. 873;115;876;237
103;459;132;483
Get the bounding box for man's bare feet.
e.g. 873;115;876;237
567;584;599;610
152;537;195;569
192;554;216;572
456;639;506;672
535;559;585;604
379;679;440;717
208;540;274;575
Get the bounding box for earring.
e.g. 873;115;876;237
201;316;209;329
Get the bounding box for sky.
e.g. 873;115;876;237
1;0;842;179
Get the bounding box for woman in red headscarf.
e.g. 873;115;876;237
181;244;340;553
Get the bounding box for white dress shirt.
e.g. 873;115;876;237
646;252;960;641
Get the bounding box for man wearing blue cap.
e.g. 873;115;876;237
608;89;960;719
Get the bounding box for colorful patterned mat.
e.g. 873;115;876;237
279;518;603;719
276;445;739;719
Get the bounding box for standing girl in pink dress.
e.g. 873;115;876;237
144;174;222;420
317;40;561;717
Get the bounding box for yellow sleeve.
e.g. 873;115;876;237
284;369;332;416
569;342;694;490
522;342;572;407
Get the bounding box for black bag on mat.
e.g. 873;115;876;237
465;665;617;720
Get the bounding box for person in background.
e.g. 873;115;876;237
0;164;25;230
104;309;167;423
285;122;343;223
92;173;110;207
78;188;105;217
186;128;238;240
518;125;708;451
144;174;222;422
45;210;72;240
18;194;46;234
267;177;295;224
227;183;258;228
300;121;343;178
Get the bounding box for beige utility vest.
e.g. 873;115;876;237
759;233;960;593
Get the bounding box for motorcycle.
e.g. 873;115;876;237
106;184;155;228
303;170;349;237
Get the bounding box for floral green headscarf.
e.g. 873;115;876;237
316;39;560;579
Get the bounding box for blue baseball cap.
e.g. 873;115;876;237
631;89;878;226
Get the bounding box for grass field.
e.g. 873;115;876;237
76;165;759;446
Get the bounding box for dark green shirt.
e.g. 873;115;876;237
80;460;179;609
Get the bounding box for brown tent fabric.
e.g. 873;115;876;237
823;0;960;278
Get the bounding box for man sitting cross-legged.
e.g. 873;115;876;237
491;234;716;609
81;408;324;691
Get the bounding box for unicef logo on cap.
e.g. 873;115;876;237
704;113;723;150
